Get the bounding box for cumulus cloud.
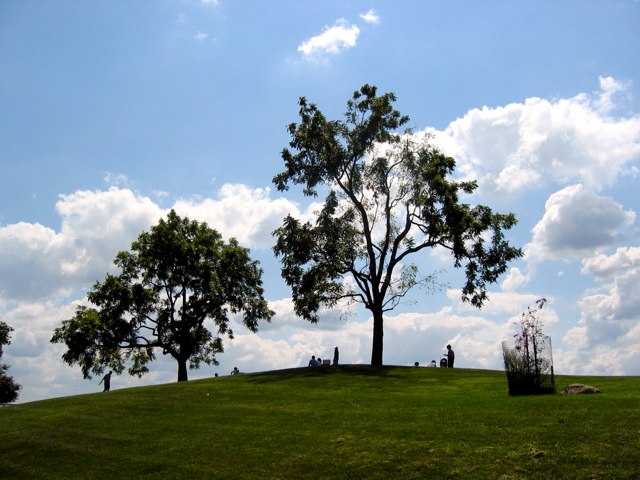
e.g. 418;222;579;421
0;184;308;401
429;77;640;195
172;184;303;249
525;185;636;262
581;247;640;325
0;189;161;302
0;185;302;303
298;19;360;58
555;246;640;375
582;246;640;279
4;79;640;402
194;31;208;41
500;267;527;292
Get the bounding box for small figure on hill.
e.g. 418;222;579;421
428;360;437;368
333;347;339;365
231;367;240;375
414;361;420;367
318;357;323;366
308;355;318;367
99;370;112;392
440;357;447;368
446;345;455;368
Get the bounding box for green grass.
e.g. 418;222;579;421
1;366;639;479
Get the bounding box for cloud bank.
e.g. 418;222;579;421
2;78;639;402
429;76;640;195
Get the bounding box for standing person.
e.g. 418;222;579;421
333;347;339;365
446;345;455;368
99;370;112;392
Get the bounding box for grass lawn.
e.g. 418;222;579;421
1;366;639;479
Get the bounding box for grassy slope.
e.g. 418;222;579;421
1;366;639;480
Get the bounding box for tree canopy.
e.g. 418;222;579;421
273;84;523;365
52;210;274;382
0;321;22;403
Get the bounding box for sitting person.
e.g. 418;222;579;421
308;355;319;367
230;366;240;375
427;360;437;368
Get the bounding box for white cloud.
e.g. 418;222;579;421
0;184;307;401
298;19;360;58
194;31;208;41
580;247;640;326
359;9;380;24
4;79;640;403
172;184;302;249
581;246;640;279
595;76;628;113
429;78;640;195
525;185;636;262
201;0;219;6
0;185;308;305
500;267;527;291
555;246;640;376
0;188;163;303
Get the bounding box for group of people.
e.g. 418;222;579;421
308;347;339;367
420;345;456;368
98;344;453;392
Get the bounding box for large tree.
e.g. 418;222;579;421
52;210;274;382
0;321;22;403
273;84;522;365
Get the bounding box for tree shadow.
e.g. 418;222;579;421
247;364;405;384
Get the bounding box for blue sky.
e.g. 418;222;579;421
1;1;639;403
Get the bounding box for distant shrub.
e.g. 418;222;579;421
0;321;21;404
502;299;555;396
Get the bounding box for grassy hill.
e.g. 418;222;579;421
1;366;638;479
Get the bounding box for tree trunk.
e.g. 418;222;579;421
177;357;189;382
370;309;384;366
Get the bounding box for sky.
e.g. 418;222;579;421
1;0;639;403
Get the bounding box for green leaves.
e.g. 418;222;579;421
0;321;21;403
273;84;523;364
52;210;274;382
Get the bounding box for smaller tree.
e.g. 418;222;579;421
502;298;555;395
0;321;22;404
52;210;274;382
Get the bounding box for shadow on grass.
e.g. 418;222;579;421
247;364;406;383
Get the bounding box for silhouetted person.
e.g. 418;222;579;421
308;355;318;367
333;347;339;365
99;371;112;392
446;345;455;368
231;367;240;375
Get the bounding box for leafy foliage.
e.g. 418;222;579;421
0;321;21;403
273;84;523;364
51;210;273;382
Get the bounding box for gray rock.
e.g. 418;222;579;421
562;383;601;394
